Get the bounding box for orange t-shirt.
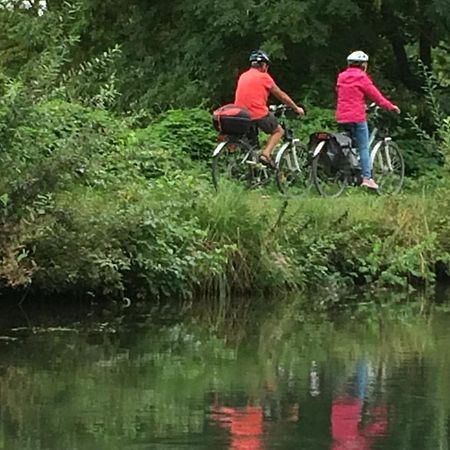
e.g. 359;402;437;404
234;68;275;120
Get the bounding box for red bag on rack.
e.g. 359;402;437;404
212;104;251;135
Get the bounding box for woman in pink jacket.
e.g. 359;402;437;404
336;51;400;189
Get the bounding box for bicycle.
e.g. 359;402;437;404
211;105;309;195
273;105;310;197
211;124;270;191
310;103;405;197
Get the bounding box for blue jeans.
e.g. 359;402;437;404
341;121;371;178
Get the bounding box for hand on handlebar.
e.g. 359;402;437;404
269;103;305;117
294;105;305;117
368;102;400;115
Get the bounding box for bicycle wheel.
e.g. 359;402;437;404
311;142;348;197
371;140;404;194
211;140;256;191
276;141;311;196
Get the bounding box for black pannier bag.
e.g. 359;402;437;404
308;131;356;173
212;104;251;135
332;132;359;170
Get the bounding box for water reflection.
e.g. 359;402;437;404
0;303;449;449
209;378;300;449
210;404;264;449
330;360;388;450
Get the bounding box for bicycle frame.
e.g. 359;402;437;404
368;125;378;148
273;105;303;166
368;107;397;172
370;137;394;171
368;117;396;171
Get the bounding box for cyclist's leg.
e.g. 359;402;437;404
253;113;283;161
352;121;371;180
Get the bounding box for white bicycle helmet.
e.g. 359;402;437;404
347;50;369;63
249;50;270;64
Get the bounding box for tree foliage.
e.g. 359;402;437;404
1;0;449;111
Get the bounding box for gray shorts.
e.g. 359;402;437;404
253;113;279;134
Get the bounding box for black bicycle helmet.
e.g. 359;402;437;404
249;50;270;64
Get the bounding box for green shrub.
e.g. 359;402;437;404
293;105;336;142
144;108;217;161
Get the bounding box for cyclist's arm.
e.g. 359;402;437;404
361;76;399;112
270;85;305;116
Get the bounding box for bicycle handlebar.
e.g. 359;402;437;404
367;102;381;113
272;102;394;117
269;104;305;117
269;104;288;113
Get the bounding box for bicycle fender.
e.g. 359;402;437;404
312;140;326;158
274;142;291;166
212;141;229;157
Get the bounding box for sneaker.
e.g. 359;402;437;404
361;177;379;189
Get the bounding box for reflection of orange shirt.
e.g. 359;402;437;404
212;406;263;450
331;396;388;450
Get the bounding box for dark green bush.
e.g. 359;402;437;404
144;108;217;161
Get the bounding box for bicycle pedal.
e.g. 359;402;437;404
255;162;266;169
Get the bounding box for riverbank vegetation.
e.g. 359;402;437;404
0;0;450;305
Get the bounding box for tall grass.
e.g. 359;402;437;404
192;184;449;306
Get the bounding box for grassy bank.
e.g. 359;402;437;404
194;187;447;298
3;177;450;305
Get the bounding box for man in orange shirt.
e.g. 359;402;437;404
234;50;305;169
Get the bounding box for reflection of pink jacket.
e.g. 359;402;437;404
336;67;395;123
331;396;388;450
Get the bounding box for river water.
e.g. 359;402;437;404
0;299;449;449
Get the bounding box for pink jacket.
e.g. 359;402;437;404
335;67;395;123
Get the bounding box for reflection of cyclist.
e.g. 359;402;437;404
210;402;263;450
331;396;388;450
336;50;400;190
331;360;388;450
234;50;305;169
